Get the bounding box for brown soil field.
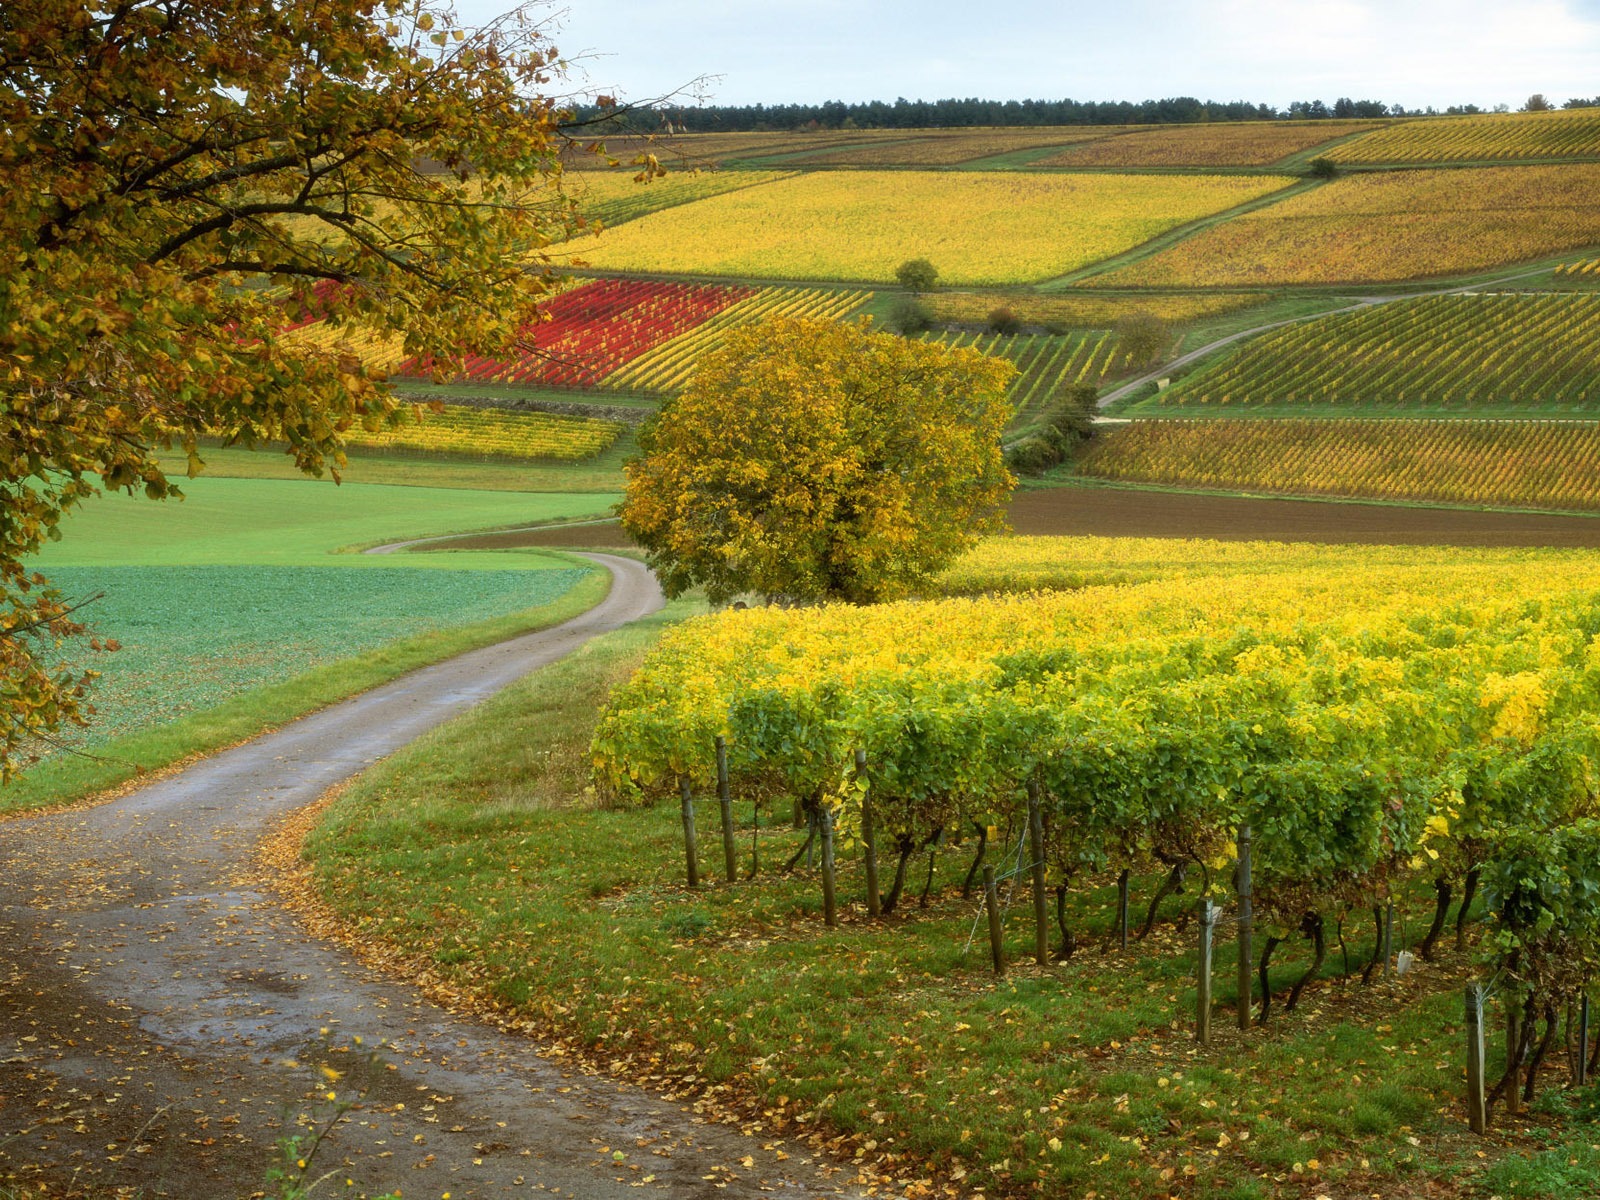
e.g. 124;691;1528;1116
428;488;1600;552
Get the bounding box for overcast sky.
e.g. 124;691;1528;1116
453;0;1600;113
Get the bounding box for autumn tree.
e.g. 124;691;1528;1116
0;0;600;776
619;318;1017;605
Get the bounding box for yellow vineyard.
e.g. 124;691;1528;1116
1090;163;1600;286
576;170;1294;285
345;404;623;461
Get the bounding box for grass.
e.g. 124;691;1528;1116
2;565;611;817
302;592;1599;1200
160;432;637;493
35;474;620;567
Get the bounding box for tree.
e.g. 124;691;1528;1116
1307;156;1339;179
618;318;1017;605
0;0;594;777
895;258;940;292
1522;93;1553;112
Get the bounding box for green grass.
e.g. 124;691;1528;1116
36;475;620;567
2;567;611;816
303;605;1588;1200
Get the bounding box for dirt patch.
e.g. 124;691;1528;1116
421;489;1600;554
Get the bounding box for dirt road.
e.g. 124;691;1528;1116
0;554;861;1199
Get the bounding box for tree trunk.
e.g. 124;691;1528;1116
1419;878;1451;961
1489;996;1537;1109
881;834;916;914
1286;912;1326;1013
919;826;943;908
1455;867;1480;951
1054;885;1077;960
782;810;817;873
1523;1003;1559;1106
1257;935;1284;1025
961;820;988;900
1361;906;1384;985
1138;861;1187;940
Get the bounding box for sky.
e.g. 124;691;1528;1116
453;0;1600;113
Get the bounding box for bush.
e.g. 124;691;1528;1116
885;295;934;335
987;305;1022;335
894;258;939;293
1307;156;1339;179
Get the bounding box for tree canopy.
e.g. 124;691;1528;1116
618;317;1017;606
0;0;591;776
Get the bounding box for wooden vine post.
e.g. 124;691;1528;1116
1506;1000;1522;1116
983;864;1005;976
1117;869;1131;952
1580;996;1591;1088
679;775;700;890
857;749;881;917
715;736;738;885
820;804;838;928
1465;984;1487;1133
1197;899;1216;1046
1235;824;1254;1032
1028;776;1049;966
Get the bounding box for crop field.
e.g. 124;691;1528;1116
1557;257;1600;279
577;170;1294;284
1146;293;1600;412
311;534;1600;1200
1090;163;1600;286
395;277;755;387
1078;417;1600;510
47;563;588;746
561;129;900;170
928;289;1264;328
1329;106;1600;163
566;168;794;228
1035;119;1384;167
761;127;1116;166
599;285;872;392
930;330;1132;421
345;405;624;460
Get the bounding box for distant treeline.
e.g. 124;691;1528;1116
576;94;1600;132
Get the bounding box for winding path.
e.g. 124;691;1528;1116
0;555;862;1199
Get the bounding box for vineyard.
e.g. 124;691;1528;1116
929;330;1134;422
1329;107;1600;163
754;127;1117;166
1078;417;1600;510
1557;257;1600;279
576;169;1295;285
599;286;872;392
1090;163;1600;286
591;541;1600;1167
345;404;623;461
1148;293;1600;411
1035;119;1383;167
568;168;794;228
927;289;1262;328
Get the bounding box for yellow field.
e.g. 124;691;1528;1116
1330;107;1600;163
560;129;879;170
927;290;1264;327
347;404;622;461
780;127;1118;166
1036;120;1384;167
1090;163;1600;287
576;170;1293;285
565;169;794;229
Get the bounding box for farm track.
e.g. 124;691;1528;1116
0;554;863;1200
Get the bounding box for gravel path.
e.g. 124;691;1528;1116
0;554;862;1199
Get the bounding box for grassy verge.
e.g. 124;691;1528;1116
156;435;634;493
303;598;1598;1200
1;567;610;817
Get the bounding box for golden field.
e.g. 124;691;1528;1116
1089;163;1600;286
1329;107;1600;163
575;170;1293;285
1036;119;1384;167
928;289;1264;327
566;169;794;229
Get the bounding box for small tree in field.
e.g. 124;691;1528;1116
619;318;1016;605
895;258;940;292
